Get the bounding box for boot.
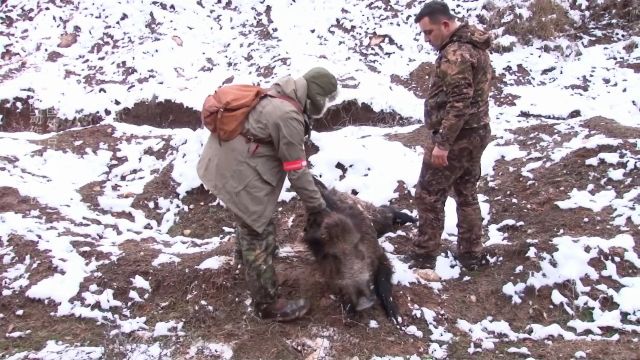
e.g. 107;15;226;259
257;298;310;322
406;253;438;270
457;251;490;271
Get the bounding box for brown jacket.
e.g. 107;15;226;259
197;76;325;232
426;23;493;150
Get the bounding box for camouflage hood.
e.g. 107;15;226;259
441;23;492;51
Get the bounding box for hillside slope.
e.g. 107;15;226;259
1;0;639;359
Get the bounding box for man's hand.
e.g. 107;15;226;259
431;145;449;167
304;207;331;233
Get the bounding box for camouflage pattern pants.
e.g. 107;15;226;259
236;217;277;308
414;125;491;256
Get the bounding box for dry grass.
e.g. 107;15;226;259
491;41;516;54
480;0;575;45
624;40;638;54
480;0;639;48
515;0;574;44
580;0;640;31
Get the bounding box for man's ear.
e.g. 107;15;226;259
441;20;450;31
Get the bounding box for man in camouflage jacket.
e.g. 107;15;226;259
411;1;493;270
197;68;338;321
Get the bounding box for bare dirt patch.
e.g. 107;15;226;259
576;0;640;36
30;124;119;155
314;100;419;132
0;97;34;132
488;122;638;242
0;188;64;224
619;61;640;74
116;99;201;130
480;0;575;45
131;164;181;228
583;116;640;140
165;184;235;240
0;97;103;133
0;235;106;354
385;125;428;149
0;294;106;354
0;187;38;214
390;62;432;99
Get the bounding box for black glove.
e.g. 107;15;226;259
304;207;331;234
392;210;417;226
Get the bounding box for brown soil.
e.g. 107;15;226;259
314;100;419;132
619;62;640;74
164;184;235;239
130;164;182;227
30;124;120;155
385;125;429;148
582;116;640;139
0;97;103;133
0;187;37;213
390;62;433;99
116;99;201;130
0;97;34;132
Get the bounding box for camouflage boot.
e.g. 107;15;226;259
406;253;438;270
457;251;491;271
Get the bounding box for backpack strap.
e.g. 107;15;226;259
268;94;304;114
241;94;305;145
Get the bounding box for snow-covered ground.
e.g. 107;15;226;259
1;0;639;358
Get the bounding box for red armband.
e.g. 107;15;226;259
283;159;307;171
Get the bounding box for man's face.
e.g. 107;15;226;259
418;17;450;50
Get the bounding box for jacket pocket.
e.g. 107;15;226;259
250;158;283;187
228;164;258;192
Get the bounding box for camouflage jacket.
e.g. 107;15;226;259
426;23;492;150
197;76;325;233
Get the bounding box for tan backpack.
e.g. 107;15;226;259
201;84;303;141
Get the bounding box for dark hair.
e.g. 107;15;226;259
414;1;455;23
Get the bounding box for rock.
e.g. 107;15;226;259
58;33;77;48
183;229;192;236
1;49;14;61
46;51;64;62
368;34;385;46
469;295;477;303
567;109;582;119
172;35;183;46
133;331;151;341
416;268;441;282
609;247;626;257
92;186;101;191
